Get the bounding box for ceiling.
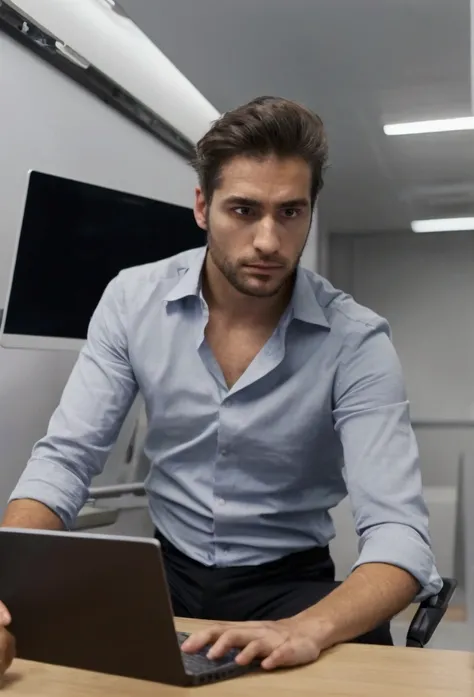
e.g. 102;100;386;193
119;0;473;234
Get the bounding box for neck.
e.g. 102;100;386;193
202;252;294;325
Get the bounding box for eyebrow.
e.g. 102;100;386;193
225;196;310;208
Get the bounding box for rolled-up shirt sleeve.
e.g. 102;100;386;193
8;274;138;529
333;319;443;601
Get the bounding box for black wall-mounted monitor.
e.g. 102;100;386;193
1;171;204;350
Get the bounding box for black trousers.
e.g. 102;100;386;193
155;529;393;646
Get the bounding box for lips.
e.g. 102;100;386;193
245;264;283;270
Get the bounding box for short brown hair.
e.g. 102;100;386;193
191;96;328;205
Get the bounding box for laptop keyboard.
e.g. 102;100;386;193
177;631;241;675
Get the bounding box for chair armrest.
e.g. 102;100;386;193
406;577;458;648
87;483;146;500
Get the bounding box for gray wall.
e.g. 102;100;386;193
329;230;474;487
299;208;318;273
299;205;330;276
0;33;198;514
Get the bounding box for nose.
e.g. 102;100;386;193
253;216;280;256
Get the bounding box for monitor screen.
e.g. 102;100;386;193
1;171;205;350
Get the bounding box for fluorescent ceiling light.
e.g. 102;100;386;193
384;116;474;136
411;218;474;233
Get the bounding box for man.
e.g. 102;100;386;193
0;96;441;673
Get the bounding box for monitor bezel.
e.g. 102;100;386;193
0;332;85;352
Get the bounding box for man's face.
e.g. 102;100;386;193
194;155;313;298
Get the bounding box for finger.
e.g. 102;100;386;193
261;641;295;671
0;604;11;627
261;638;319;671
207;629;266;659
235;638;275;666
181;625;228;653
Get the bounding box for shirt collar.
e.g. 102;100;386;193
164;247;329;328
163;247;207;303
290;266;330;328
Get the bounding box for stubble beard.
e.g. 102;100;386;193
206;230;297;298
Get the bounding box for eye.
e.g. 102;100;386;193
233;206;254;217
281;208;301;219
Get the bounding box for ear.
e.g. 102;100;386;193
194;187;208;231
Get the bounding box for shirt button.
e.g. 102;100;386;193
217;497;226;506
220;448;228;457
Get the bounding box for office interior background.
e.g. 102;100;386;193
0;0;473;652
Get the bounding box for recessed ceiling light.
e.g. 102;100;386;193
384;116;474;136
411;218;474;233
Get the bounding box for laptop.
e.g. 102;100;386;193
0;528;259;686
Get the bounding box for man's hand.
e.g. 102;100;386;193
0;603;15;677
181;618;323;671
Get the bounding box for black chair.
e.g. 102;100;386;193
405;577;458;647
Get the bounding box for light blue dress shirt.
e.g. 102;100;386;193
10;246;442;600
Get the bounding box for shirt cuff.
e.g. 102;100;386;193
352;522;443;602
8;459;89;530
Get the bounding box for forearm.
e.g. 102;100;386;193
294;563;419;649
1;499;64;530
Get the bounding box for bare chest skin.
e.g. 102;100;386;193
205;315;277;389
